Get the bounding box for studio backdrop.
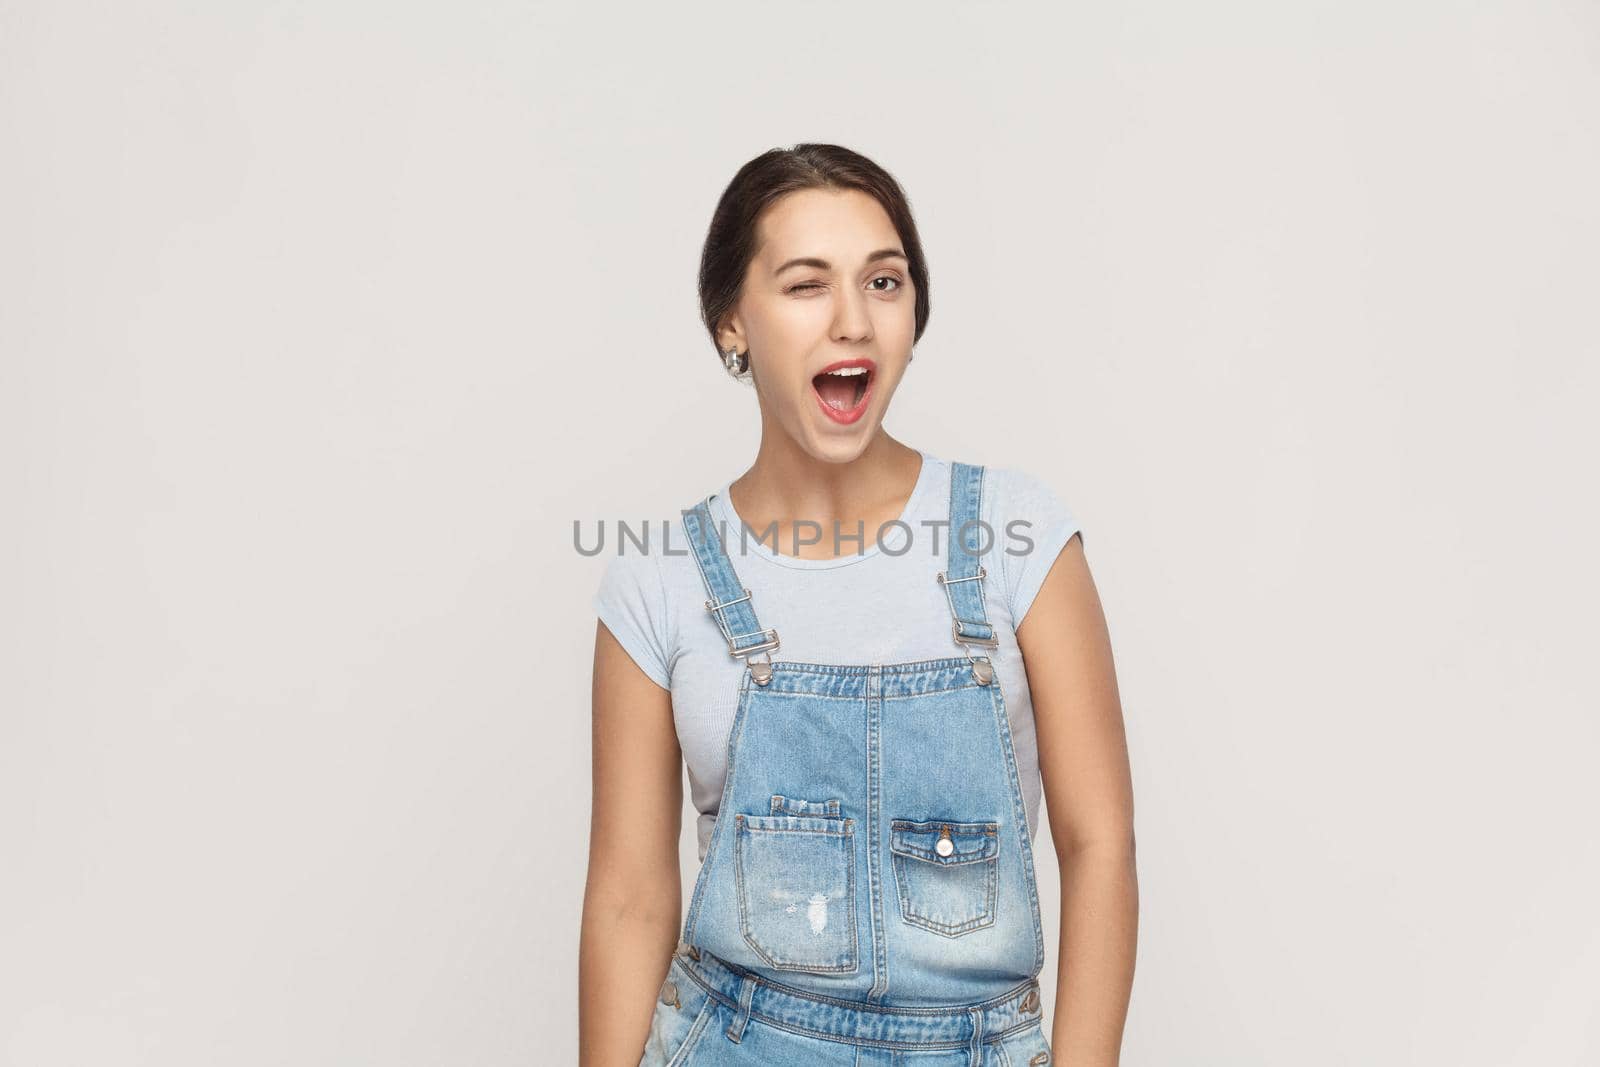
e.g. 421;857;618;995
3;2;1596;1064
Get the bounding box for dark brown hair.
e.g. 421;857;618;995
698;144;931;368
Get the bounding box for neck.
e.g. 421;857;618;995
727;433;924;559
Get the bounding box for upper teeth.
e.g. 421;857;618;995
825;367;868;377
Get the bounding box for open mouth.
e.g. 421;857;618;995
811;361;875;424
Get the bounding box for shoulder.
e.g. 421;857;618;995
593;538;664;599
980;464;1077;529
593;480;721;595
977;463;1084;625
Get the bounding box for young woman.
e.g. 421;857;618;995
579;144;1137;1067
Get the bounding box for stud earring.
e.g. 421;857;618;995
722;346;750;379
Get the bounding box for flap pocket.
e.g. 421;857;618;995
890;819;999;865
888;818;1001;937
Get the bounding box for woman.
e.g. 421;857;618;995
580;144;1137;1066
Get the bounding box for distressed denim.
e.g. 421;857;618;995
639;463;1053;1066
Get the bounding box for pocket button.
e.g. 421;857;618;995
659;980;679;1008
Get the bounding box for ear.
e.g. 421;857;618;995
716;315;747;354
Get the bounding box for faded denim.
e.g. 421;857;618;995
638;463;1053;1066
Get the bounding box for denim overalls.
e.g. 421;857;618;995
638;463;1053;1067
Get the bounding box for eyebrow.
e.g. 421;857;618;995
773;248;908;276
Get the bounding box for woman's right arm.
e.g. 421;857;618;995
578;620;683;1066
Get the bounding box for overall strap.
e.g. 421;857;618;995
937;461;998;683
681;496;779;684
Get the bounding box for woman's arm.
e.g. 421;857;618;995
1016;535;1139;1066
578;620;684;1066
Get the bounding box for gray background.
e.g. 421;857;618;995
4;2;1597;1064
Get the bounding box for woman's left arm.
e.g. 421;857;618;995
1015;533;1138;1066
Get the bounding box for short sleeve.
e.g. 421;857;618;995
991;467;1083;627
592;549;672;689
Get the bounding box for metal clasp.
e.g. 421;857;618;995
936;567;998;649
935;564;986;588
745;650;775;686
949;618;999;649
705;588;780;658
705;588;779;684
725;629;780;658
936;566;997;683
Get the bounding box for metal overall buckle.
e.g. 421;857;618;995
936;565;997;685
705;588;779;686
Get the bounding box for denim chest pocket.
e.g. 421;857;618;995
889;819;1000;937
734;799;858;973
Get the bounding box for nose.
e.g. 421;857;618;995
830;286;874;345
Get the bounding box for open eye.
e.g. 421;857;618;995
869;276;902;293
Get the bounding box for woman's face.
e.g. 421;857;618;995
721;187;916;464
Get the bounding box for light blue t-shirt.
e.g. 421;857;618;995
592;450;1083;863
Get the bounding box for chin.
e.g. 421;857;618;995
802;427;879;464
